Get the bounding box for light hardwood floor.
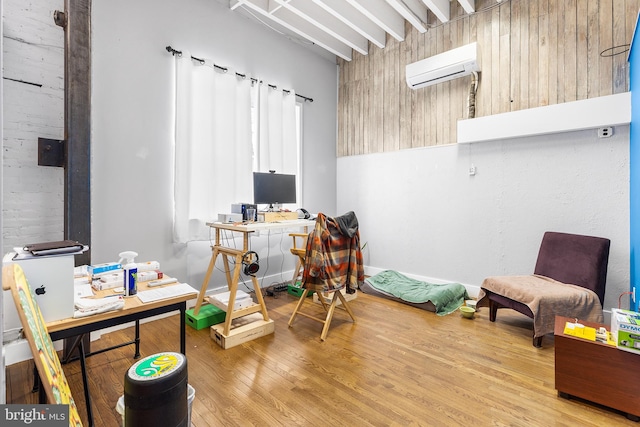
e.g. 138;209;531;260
6;290;637;426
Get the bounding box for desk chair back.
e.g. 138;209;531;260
2;264;83;427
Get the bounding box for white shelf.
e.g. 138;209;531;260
457;92;631;144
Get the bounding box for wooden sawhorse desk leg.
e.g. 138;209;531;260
218;250;270;336
193;245;221;315
196;243;270;336
251;274;269;321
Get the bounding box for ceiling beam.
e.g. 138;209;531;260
386;0;428;33
312;0;386;49
422;0;450;23
267;0;285;14
235;0;354;60
457;0;475;14
278;0;369;55
345;0;405;41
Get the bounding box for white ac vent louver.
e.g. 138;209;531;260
406;42;480;89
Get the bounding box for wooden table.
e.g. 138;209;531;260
48;279;195;356
554;315;640;421
195;219;313;336
46;279;197;426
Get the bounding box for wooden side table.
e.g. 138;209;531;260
554;315;640;421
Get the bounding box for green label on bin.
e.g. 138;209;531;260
129;352;184;381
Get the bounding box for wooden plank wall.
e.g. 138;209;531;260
337;0;640;157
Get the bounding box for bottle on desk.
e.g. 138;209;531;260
119;251;138;296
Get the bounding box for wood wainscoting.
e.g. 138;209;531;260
338;0;640;156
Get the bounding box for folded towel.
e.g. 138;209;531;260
74;296;124;318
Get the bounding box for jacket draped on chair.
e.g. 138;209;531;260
302;211;364;293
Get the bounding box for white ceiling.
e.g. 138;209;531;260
225;0;480;62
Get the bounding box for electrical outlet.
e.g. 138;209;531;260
469;164;477;176
598;127;613;138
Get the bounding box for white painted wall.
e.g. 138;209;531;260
338;127;630;316
91;0;338;290
2;0;64;254
2;0;66;368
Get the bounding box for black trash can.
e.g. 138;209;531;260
124;352;188;427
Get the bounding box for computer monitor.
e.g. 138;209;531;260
253;172;296;210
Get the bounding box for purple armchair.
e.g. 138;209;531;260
478;231;610;347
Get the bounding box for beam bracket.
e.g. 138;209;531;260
54;10;67;28
38;137;66;167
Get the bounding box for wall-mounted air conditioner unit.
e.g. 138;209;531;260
406;42;480;89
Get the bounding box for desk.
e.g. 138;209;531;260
195;219;314;337
554;315;640;421
46;280;197;427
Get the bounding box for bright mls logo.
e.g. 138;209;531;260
1;405;67;426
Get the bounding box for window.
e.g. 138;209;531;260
172;54;301;242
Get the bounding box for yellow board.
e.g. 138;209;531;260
563;321;597;341
3;264;83;427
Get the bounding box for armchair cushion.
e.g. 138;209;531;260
478;274;604;338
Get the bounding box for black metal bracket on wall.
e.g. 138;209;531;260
38;138;66;167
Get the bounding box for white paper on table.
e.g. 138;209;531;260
74;283;94;298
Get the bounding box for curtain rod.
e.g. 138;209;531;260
166;46;313;103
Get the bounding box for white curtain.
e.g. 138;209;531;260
172;52;298;243
173;53;253;243
257;84;297;175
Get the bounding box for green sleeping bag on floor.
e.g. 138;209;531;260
365;270;469;316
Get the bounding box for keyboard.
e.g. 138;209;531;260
137;283;198;303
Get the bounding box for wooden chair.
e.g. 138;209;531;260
3;263;83;427
478;231;610;347
288;212;364;341
289;232;308;286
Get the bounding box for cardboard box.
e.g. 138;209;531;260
313;288;357;306
91;273;123;291
87;262;121;276
210;313;274;349
209;290;254;312
260;211;298;222
186;304;226;330
218;213;243;223
611;308;640;354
